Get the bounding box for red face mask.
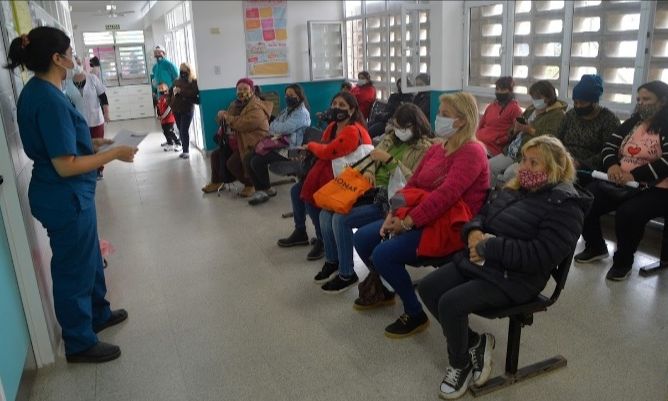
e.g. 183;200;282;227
518;169;548;190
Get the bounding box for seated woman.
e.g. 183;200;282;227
575;80;668;280
277;92;372;261
317;103;433;293
217;78;273;197
475;76;522;156
556;74;620;184
417;136;591;399
246;84;311;205
367;78;415;138
412;73;431;119
352;92;489;338
351;71;377;121
488;80;566;186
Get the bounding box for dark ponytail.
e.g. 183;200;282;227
4;26;71;73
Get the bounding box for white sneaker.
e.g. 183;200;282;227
160;142;169;147
163;144;173;152
179;153;190;159
173;144;181;152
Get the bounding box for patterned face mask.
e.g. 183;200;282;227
635;103;661;121
518;169;548;190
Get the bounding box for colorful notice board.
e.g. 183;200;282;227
243;0;288;77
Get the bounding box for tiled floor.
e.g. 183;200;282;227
26;118;668;401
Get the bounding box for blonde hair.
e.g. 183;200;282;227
438;92;479;153
179;62;196;82
505;136;576;190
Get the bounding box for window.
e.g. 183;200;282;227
83;30;149;86
465;0;655;116
343;0;429;100
308;22;345;80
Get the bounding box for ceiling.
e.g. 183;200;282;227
68;0;146;14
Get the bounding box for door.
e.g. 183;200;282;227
0;187;30;401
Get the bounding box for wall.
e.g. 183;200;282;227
429;1;465;93
191;0;343;149
70;11;144;59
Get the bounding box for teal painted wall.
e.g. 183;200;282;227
0;210;29;401
199;81;452;151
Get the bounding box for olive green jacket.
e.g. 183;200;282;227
505;99;567;161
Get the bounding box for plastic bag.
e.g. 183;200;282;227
387;166;407;200
331;144;374;176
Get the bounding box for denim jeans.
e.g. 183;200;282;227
320;204;385;277
354;219;424;316
174;111;194;153
290;182;322;240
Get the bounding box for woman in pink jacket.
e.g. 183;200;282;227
353;92;490;338
476;76;523;156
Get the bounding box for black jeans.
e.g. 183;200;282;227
174;111;194;153
418;263;512;369
161;123;179;145
246;151;289;191
582;183;668;267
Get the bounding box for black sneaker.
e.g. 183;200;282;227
322;273;359;293
307;239;324;261
439;363;473;399
277;229;310;247
93;309;128;333
469;333;495;387
314;262;338;284
574;247;609;263
66;342;121;364
384;311;429;338
606;264;632;281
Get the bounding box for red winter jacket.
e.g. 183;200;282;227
157;95;175;125
476;99;522;156
351;85;377;120
301;122;372;205
394;188;473;257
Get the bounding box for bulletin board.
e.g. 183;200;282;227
243;0;289;77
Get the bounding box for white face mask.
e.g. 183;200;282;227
357;79;368;86
73;64;84;75
532;98;546;110
394;127;413;142
434;115;457;138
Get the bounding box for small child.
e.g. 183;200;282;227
156;83;181;152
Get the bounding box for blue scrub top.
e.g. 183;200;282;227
16;77;96;212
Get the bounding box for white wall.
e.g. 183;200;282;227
430;1;465;92
71;11;143;60
191;1;342;90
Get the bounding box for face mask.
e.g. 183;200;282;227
237;91;252;102
574;104;594;117
159;91;168;96
286;96;300;107
495;93;510;103
65;68;74;81
635;103;661;120
518;169;549;190
394;127;413;142
434;115;457;138
357;79;368;86
74;80;86;90
329;107;350;122
532;98;546;110
180;71;188;80
155;56;163;62
73;64;84;75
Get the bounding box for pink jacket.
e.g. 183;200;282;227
476;99;523;156
406;142;489;228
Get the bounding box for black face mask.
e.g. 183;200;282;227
180;71;188;80
574;104;595;117
74;80;86;89
286;96;300;107
329;107;350;122
159;91;168;96
495;93;510;103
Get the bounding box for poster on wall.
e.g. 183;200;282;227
243;0;288;77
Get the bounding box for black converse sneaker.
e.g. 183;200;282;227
574;247;609;263
439;363;473;399
469;333;495;387
606;264;632;281
384;311;429;338
321;273;359;294
314;262;338;284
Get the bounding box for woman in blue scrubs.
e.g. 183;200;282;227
5;27;137;363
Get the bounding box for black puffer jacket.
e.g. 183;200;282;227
454;182;592;303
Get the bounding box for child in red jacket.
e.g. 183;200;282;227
156;83;181;152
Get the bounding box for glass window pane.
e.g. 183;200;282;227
114;30;144;44
648;0;668;83
468;3;504;87
345;1;362;17
346;19;364;80
83;31;114;46
365;0;386;14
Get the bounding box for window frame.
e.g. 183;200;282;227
464;0;657;118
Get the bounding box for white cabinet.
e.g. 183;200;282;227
107;85;153;121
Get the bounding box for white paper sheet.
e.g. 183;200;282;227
98;129;148;152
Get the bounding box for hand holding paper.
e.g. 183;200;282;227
591;170;639;188
98;130;148;152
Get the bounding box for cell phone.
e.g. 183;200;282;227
516;117;527;125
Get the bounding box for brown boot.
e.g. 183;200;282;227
238;186;255;198
353;271;396;311
202;182;222;193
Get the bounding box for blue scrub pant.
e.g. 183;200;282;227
353;219;424;316
36;203;111;355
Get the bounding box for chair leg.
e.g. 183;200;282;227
639;225;668;277
505;316;522;374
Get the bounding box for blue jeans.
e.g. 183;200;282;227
290;182;322;240
320;204;384;277
354;219;424;316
